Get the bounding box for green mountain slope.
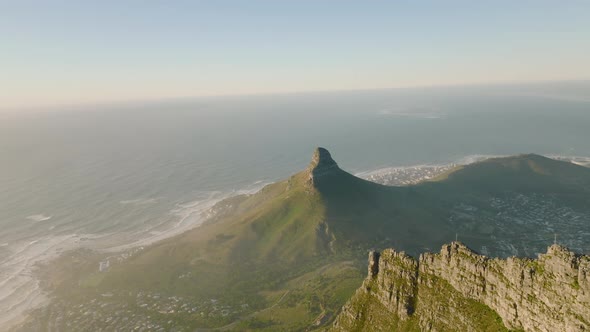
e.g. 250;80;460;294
425;153;590;195
20;149;590;331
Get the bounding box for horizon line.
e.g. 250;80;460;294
2;78;589;114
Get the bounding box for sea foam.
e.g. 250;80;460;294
25;214;52;222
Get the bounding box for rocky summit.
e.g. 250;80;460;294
332;242;590;332
307;147;341;186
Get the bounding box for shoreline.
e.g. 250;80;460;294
0;183;267;332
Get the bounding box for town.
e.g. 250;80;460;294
359;164;456;186
28;291;250;332
448;192;590;258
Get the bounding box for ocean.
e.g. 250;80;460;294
1;81;590;326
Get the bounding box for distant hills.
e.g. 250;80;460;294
18;148;590;331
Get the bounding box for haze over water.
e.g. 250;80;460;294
0;82;589;326
2;82;590;243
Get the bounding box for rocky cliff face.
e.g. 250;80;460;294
307;147;340;187
332;242;590;332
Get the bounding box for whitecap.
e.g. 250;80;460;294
548;155;590;168
25;214;52;222
0;234;92;329
119;198;158;205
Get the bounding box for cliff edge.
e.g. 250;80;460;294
332;243;590;332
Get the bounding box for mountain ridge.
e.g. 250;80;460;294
332;242;590;332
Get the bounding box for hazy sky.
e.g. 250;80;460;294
1;1;590;110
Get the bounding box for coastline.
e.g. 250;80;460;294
0;184;267;332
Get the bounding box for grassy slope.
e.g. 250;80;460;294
101;171;333;299
331;274;511;332
312;165;452;254
421;154;590;198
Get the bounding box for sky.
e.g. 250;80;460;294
1;1;590;110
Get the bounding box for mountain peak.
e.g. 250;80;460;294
310;147;337;168
307;147;340;185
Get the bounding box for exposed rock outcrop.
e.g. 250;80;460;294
371;249;418;320
307;147;340;187
332;242;590;332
